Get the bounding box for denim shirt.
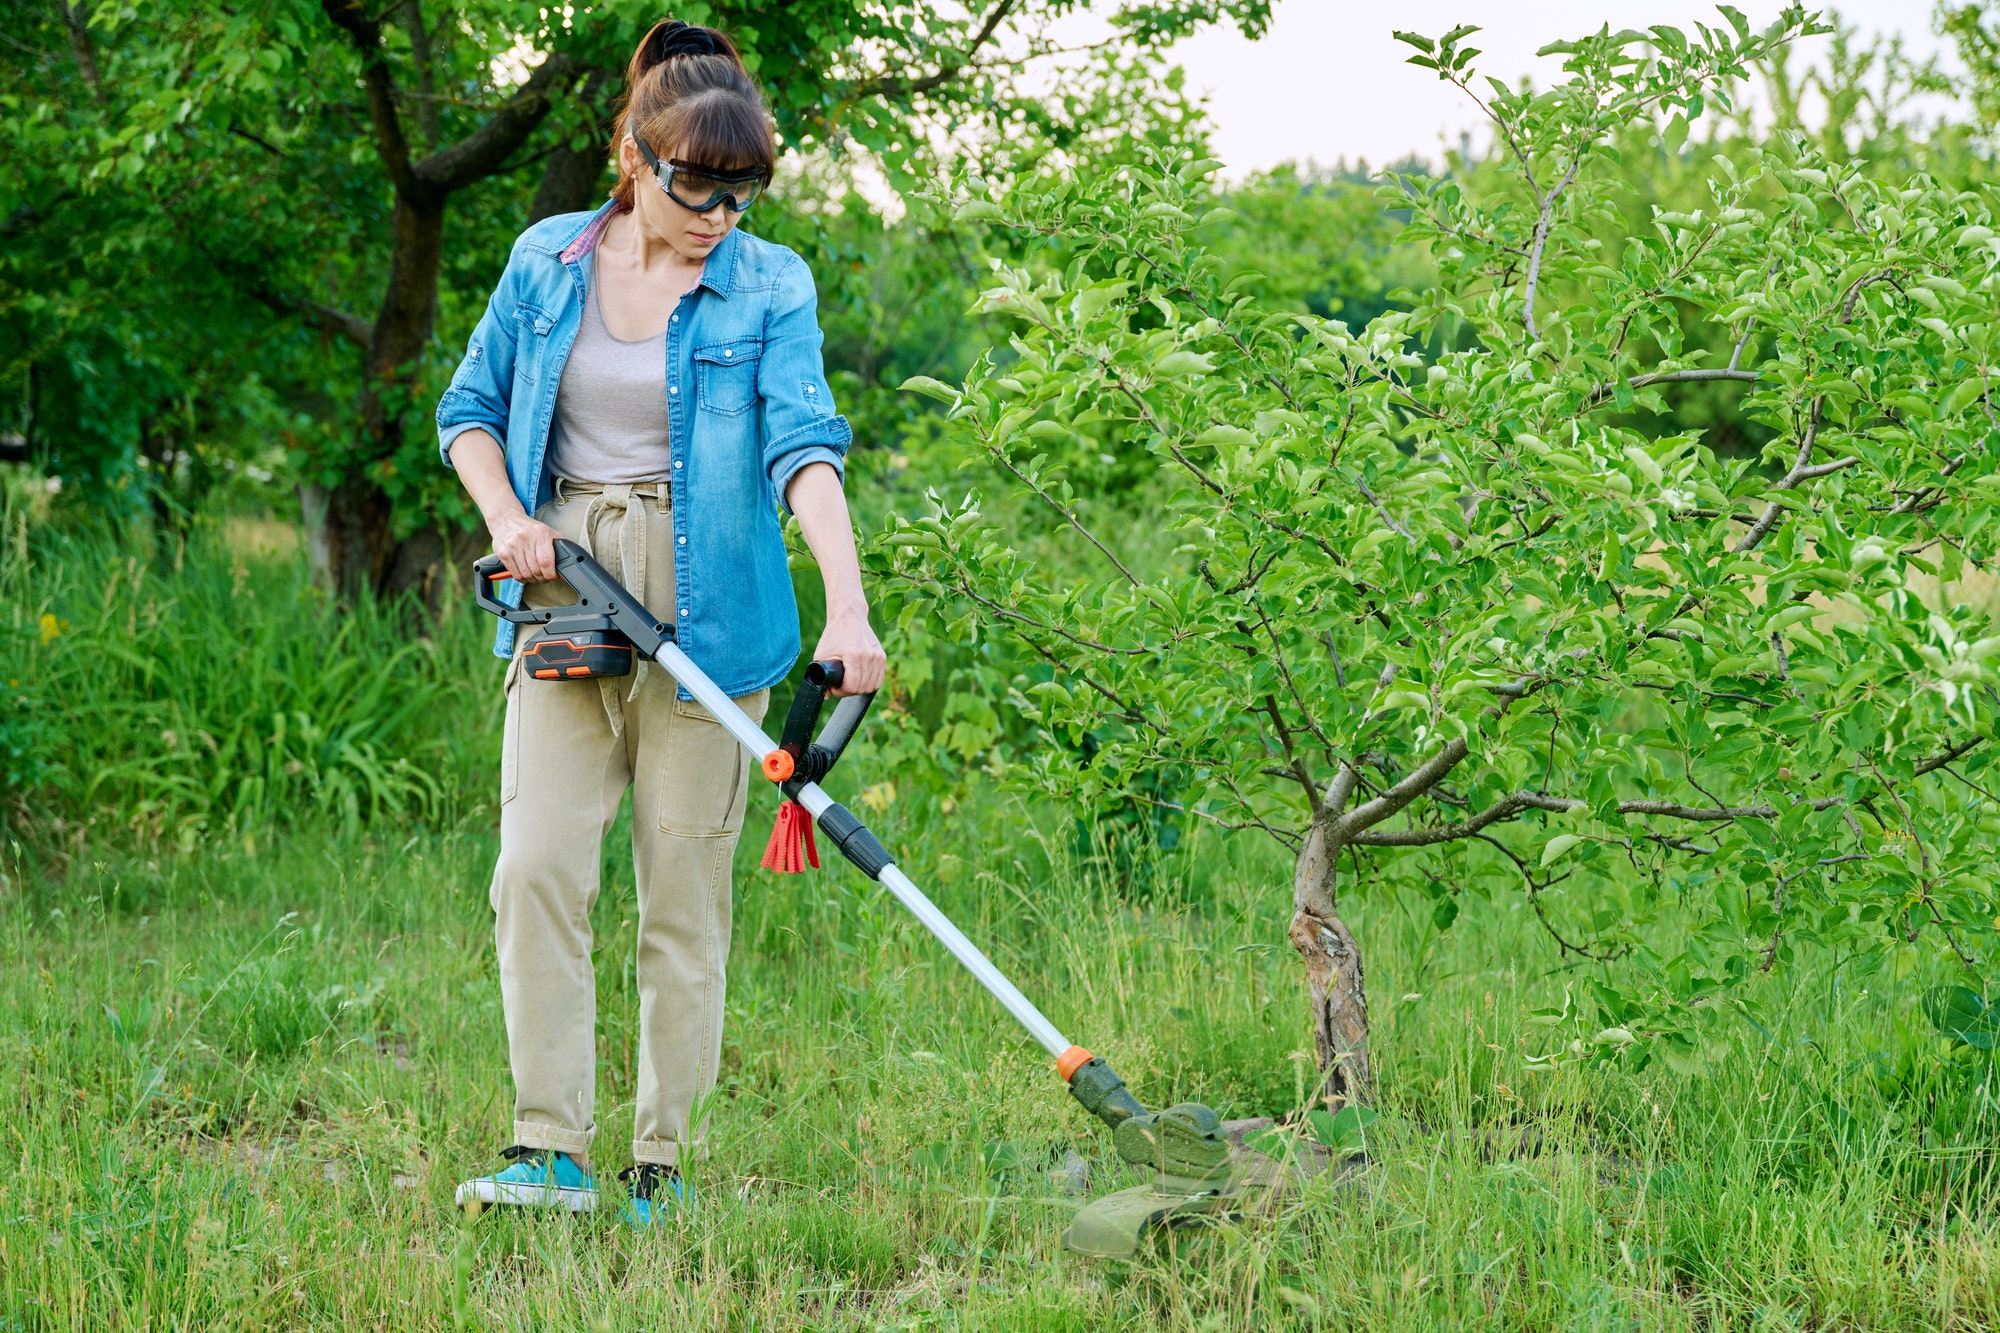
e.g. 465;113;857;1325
435;203;851;696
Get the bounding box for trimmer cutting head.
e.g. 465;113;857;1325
1062;1099;1329;1259
1056;1048;1259;1256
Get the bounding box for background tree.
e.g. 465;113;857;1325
881;6;2000;1104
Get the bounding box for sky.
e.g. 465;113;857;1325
1164;1;1963;176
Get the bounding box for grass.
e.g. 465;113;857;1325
3;508;498;859
7;791;2000;1330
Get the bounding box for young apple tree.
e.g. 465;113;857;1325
880;7;2000;1103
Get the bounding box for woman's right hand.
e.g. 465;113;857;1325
489;508;564;583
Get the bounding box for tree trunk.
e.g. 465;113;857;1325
529;141;609;223
312;473;400;595
312;195;449;602
1289;816;1372;1107
304;4;593;606
529;69;614;224
302;476;487;612
371;195;446;373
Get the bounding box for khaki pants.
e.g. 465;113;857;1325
491;480;768;1166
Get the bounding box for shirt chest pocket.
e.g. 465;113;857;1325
694;340;762;416
512;305;557;380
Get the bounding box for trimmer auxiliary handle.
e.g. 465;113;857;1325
473;540;1147;1134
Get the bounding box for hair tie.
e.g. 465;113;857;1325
644;19;721;69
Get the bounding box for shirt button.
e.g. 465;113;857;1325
679;608;689;617
724;348;733;358
671;314;679;322
668;385;678;395
673;460;683;469
677;536;686;545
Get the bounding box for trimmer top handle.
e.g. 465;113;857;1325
767;659;875;792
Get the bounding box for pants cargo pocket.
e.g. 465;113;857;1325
658;691;767;836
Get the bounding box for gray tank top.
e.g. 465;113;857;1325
547;277;672;484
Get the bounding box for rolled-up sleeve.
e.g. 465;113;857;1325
436;255;523;467
758;254;852;512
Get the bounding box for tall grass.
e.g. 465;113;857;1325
4;504;500;862
6;805;2000;1329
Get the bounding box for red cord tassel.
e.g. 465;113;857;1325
760;800;819;873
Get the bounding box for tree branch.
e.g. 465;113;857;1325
851;0;1020;99
1336;738;1471;835
1914;736;1984;776
981;428;1139;585
1583;366;1759;409
1355;474;1416;540
1263;695;1322;816
1347;788;1849;847
60;1;105;106
398;0;440;150
414;51;580;195
198;240;372;347
321;0;416;196
1733;396;1829;553
1521;158;1580;341
1137;792;1302;852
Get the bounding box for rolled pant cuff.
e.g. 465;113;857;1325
515;1121;595;1156
631;1137;702;1167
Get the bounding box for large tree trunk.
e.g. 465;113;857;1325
529;141;609;223
1289;816;1372;1107
529;70;614;224
306;1;594;605
314;196;449;602
304;474;398;595
302;479;486;612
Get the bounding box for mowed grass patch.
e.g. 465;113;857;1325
6;812;2000;1330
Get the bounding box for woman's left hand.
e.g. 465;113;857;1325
812;608;886;697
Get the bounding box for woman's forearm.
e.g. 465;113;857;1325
449;429;527;529
786;461;885;694
451;429;561;581
787;462;868;618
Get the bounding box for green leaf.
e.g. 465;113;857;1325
1944;377;1987;417
900;376;961;404
1541;833;1584;867
1305;1106;1380;1152
1662;113;1688;155
1154;351;1215;378
953;200;1008;223
1922;986;1998;1049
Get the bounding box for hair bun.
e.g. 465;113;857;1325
641;19;722;71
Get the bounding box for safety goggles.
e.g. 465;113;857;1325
633;135;768;214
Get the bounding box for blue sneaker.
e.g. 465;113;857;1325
455;1146;598;1213
618;1163;690;1228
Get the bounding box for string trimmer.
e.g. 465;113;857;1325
475;539;1280;1256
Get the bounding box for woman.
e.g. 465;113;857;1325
434;18;885;1225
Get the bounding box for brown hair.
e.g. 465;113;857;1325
610;20;775;209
